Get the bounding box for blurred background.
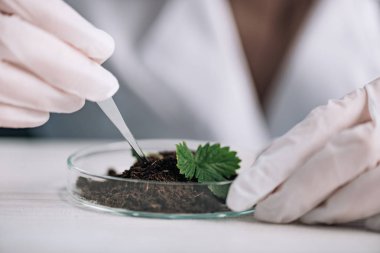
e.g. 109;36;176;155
2;0;380;149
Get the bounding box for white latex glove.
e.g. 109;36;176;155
0;0;119;128
227;78;380;232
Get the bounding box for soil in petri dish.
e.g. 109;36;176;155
76;151;229;213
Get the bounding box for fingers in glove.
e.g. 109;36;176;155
0;103;49;128
300;165;380;225
227;85;371;211
0;0;114;62
0;61;85;113
0;40;11;58
254;122;380;223
0;14;119;101
364;213;380;232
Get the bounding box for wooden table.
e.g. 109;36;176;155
1;139;379;253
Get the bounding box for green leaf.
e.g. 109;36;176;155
176;142;197;179
176;141;241;182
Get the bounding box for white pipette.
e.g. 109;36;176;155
97;98;147;163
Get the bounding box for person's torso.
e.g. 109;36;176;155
33;0;380;149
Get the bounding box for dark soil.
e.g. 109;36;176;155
76;151;229;214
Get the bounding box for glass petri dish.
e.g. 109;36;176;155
67;139;255;219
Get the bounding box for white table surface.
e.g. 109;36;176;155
1;139;379;253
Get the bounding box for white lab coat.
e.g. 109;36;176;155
52;0;380;149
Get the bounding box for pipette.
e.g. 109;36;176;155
97;98;148;163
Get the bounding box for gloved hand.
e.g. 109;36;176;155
0;0;119;128
227;78;380;232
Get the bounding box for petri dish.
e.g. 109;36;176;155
67;139;255;219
